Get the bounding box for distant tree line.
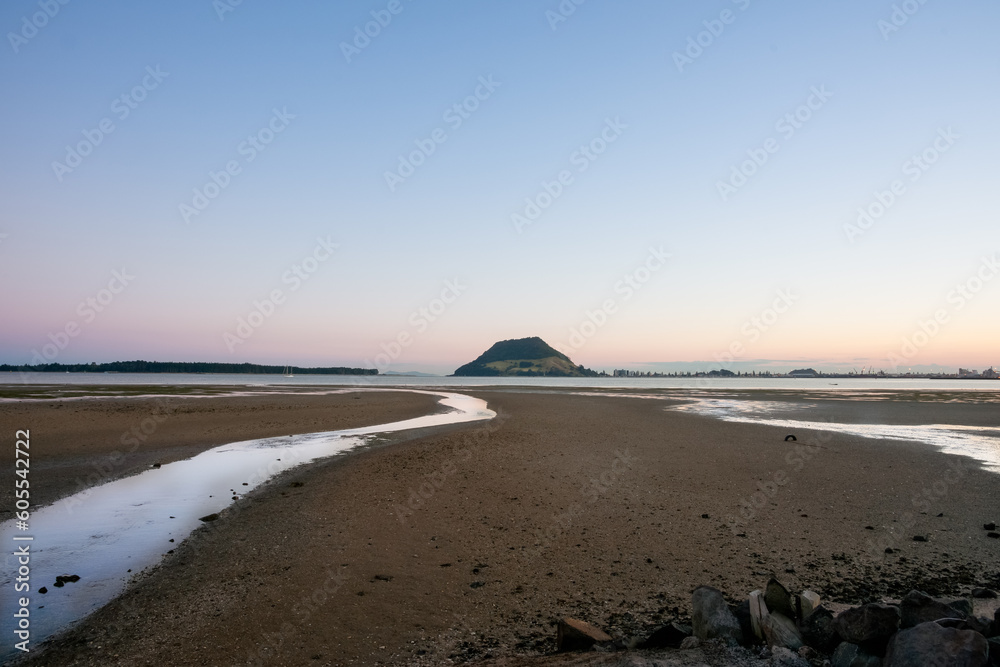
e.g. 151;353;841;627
0;361;378;375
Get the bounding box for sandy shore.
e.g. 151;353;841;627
0;388;441;518
7;388;1000;666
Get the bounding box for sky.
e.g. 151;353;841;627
1;0;998;375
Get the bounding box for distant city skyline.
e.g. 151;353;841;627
2;2;998;374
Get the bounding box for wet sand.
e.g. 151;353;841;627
8;389;1000;666
0;389;441;518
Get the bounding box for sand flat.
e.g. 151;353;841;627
8;388;1000;666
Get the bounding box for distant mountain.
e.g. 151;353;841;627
451;337;601;377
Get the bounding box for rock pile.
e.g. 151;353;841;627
555;578;999;666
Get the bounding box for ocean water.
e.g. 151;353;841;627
669;397;1000;474
4;371;1000;392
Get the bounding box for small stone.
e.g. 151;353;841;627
972;588;997;599
679;636;700;649
985;522;997;531
556;618;612;652
38;587;47;594
913;535;928;542
198;513;220;522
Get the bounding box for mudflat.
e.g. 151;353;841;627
0;388;441;516
9;389;1000;666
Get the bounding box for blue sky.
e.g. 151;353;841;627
1;0;998;374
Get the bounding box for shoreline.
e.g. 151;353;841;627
0;389;442;518
5;388;1000;665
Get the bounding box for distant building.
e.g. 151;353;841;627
959;368;980;378
983;367;998;379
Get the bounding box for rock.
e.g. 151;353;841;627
831;642;881;667
679;636;701;649
770;646;809;666
912;534;928;542
639;622;691;649
198;513;220;522
749;590;768;641
973;588;998;599
54;574;80;586
797;646;818;660
732;599;754;646
939;617;994;635
949;598;975;617
796;590;821;620
763;612;804;651
900;589;967;628
765;579;796;618
692;586;744;646
556;618;612;652
988;638;1000;667
884;621;989;666
801;605;839;653
38;587;47;594
784;435;797;441
835;603;900;644
985;522;997;531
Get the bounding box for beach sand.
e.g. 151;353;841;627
0;389;440;518
8;389;1000;666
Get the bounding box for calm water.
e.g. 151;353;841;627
4;371;1000;392
0;391;494;661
